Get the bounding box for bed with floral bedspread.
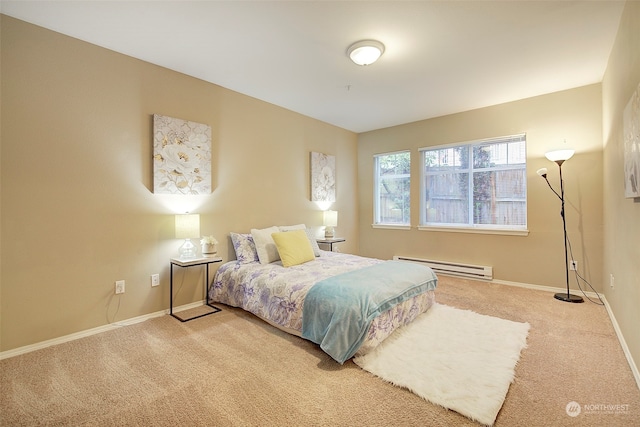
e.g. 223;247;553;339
209;250;437;363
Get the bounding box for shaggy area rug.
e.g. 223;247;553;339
353;303;530;426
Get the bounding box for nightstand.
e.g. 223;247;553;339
170;256;223;322
316;237;346;252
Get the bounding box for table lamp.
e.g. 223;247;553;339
175;213;200;260
323;210;338;238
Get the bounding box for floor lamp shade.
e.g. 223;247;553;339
545;149;574;163
175;214;200;259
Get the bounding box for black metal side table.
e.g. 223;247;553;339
316;237;346;252
170;256;222;322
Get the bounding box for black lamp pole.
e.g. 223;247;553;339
538;159;583;303
554;160;583;303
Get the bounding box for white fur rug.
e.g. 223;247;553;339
353;303;530;426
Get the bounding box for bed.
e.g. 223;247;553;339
209;226;438;364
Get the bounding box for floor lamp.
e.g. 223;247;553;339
537;149;584;303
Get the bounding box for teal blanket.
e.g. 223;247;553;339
301;261;437;364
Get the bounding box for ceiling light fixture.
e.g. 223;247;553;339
347;40;385;66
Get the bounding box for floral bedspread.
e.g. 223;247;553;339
210;251;436;357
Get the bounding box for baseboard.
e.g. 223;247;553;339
601;296;640;391
491;278;640;391
0;300;206;360
490;278;602;299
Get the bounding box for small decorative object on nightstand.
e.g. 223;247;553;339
316;237;345;252
170;256;223;322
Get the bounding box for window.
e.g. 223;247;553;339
374;151;410;226
420;134;527;230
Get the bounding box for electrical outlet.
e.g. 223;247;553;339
151;274;160;287
610;273;615;289
115;280;125;294
570;260;577;271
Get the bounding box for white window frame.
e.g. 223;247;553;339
419;134;528;236
373;150;411;229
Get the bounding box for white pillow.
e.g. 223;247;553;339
278;223;306;232
251;226;281;264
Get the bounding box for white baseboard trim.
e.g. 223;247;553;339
601;297;640;391
0;300;207;360
490;278;602;299
491;278;640;390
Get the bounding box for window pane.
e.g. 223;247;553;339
473;169;526;225
375;152;410;225
421;134;527;229
425;147;468;171
474;139;526;168
425;172;469;224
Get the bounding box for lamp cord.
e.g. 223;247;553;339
545;165;604;306
107;293;122;324
566;230;605;306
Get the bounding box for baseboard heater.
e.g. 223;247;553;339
393;256;493;280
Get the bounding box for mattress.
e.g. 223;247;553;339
209;250;437;361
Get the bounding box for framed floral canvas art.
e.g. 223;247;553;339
153;114;211;195
623;83;640;199
310;152;336;202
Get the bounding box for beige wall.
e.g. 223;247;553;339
2;6;636;376
0;16;358;352
358;85;604;289
602;1;640;380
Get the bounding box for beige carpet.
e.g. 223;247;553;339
1;276;639;426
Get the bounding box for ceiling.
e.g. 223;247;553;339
0;1;626;133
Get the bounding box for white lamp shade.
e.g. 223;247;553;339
323;210;338;227
175;214;200;239
545;149;575;162
348;40;385;66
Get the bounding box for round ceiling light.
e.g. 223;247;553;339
347;40;385;66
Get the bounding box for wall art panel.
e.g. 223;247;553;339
153;114;211;195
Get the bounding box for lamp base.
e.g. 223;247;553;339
554;292;584;303
178;239;197;260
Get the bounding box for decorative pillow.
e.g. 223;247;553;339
271;230;316;267
251;226;281;264
304;228;321;257
278;224;320;257
230;232;259;264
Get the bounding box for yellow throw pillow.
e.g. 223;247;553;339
271;229;316;267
